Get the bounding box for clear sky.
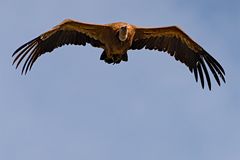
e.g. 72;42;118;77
0;0;240;160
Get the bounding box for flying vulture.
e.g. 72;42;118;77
12;19;225;90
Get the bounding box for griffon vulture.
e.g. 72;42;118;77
12;19;225;90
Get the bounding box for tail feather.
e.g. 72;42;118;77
100;51;106;60
100;51;128;64
122;53;128;62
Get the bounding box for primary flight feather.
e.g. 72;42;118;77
12;19;225;90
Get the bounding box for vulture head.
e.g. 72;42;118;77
119;26;128;41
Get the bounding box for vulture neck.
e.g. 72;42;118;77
119;26;128;41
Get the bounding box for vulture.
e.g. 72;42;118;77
12;19;225;90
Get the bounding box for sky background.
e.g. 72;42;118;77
0;0;240;160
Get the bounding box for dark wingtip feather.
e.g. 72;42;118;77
205;50;225;75
203;53;225;86
194;67;198;82
203;50;225;77
196;62;204;89
12;38;38;57
199;58;211;90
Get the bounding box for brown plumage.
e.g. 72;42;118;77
12;19;225;90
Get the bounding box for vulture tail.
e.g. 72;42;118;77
100;51;128;64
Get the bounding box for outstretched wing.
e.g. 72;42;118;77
12;19;109;74
130;26;225;90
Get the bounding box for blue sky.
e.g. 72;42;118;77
0;0;240;160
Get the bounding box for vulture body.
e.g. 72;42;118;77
12;19;225;90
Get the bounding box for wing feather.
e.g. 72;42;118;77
12;19;108;74
131;26;225;90
199;58;211;90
